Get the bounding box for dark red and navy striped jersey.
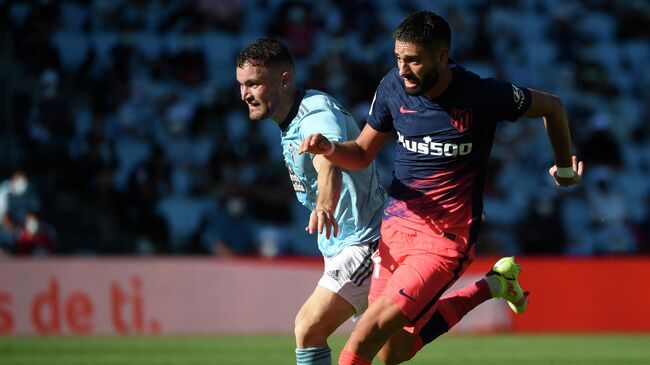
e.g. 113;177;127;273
367;62;531;247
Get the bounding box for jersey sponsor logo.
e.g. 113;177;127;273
397;132;473;157
286;164;306;193
399;105;418;114
450;108;472;132
512;84;526;111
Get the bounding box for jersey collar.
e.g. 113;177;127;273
279;89;306;132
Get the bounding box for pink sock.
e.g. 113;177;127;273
338;349;371;365
437;278;492;327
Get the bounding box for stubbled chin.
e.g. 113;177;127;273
249;110;267;121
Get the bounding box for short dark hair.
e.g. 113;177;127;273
236;38;295;72
393;11;451;52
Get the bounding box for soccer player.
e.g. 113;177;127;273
235;38;387;365
299;11;584;365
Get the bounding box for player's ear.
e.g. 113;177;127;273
437;47;449;64
281;71;293;89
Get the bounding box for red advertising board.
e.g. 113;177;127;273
0;256;648;336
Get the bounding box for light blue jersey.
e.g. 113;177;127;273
279;89;386;257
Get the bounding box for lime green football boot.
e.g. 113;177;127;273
487;257;529;314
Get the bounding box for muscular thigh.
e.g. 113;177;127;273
373;225;472;333
297;285;356;328
318;242;377;316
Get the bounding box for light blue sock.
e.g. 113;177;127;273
296;346;331;365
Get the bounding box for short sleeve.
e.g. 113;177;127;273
481;79;532;122
366;76;395;132
300;108;347;143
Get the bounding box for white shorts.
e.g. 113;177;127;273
317;240;379;316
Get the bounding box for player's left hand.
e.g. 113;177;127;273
298;133;332;155
549;156;584;187
306;208;339;239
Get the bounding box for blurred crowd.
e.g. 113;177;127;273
0;0;648;257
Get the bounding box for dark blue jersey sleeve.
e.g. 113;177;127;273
480;78;532;122
366;75;395;132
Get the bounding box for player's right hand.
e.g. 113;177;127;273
298;133;332;155
306;208;339;239
548;156;584;187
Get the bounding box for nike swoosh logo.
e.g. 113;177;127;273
398;288;415;302
399;106;418;114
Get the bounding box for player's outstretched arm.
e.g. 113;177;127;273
306;155;341;239
298;124;392;171
523;88;584;187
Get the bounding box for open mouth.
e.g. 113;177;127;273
403;77;418;88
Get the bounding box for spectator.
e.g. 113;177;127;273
0;170;41;234
125;145;172;253
269;1;318;58
0;170;43;252
197;196;255;256
26;69;75;168
198;0;243;33
167;27;207;86
14;212;58;256
519;196;567;254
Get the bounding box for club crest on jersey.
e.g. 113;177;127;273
288;143;295;163
450;108;472;132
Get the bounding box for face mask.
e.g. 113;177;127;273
11;178;28;195
26;217;39;234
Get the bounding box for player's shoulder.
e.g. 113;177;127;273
379;68;402;89
372;68;404;102
300;89;337;114
451;62;516;99
450;62;484;86
453;61;517;90
297;89;344;125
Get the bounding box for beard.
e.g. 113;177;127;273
247;103;272;121
404;67;439;96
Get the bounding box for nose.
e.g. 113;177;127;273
240;85;249;101
398;60;409;77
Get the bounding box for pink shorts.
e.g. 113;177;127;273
368;219;475;333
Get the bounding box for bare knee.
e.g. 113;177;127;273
343;297;411;359
294;314;328;348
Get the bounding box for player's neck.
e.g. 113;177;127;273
271;87;298;125
424;66;453;99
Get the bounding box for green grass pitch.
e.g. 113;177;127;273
1;334;649;364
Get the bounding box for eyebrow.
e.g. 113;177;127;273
397;53;420;61
240;78;260;86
